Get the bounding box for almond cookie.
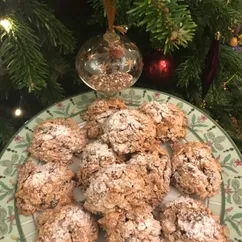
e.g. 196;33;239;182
28;118;87;164
99;205;162;242
84;98;127;139
36;204;98;242
171;142;222;199
84;156;169;214
77;140;122;188
127;143;171;205
84;163;148;214
139;101;187;142
101;109;156;154
159;197;228;242
16;160;75;216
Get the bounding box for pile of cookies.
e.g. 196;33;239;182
15;98;228;242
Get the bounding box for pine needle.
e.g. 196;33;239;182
0;13;48;91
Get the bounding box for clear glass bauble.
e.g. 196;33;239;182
75;31;143;96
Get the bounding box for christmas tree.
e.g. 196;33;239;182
0;0;242;151
0;0;76;146
86;0;242;150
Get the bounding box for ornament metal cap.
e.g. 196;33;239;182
103;29;120;43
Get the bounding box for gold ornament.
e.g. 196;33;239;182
228;37;238;47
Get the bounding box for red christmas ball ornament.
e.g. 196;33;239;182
143;51;174;84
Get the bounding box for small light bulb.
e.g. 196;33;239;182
15;108;22;116
0;19;12;33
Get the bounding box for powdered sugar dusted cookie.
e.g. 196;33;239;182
84;98;127;139
171;142;222;199
16;160;75;216
28;118;87;164
99;206;162;242
128;143;171;205
36;204;98;242
101;109;156;154
84;152;170;215
84;163;149;214
77;140;122;188
139;101;187;142
159;197;228;242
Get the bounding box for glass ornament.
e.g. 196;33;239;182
75;30;143;95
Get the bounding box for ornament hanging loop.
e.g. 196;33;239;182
104;0;116;31
103;0;127;43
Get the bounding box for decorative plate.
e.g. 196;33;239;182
0;88;241;242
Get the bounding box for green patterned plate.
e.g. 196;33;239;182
0;88;241;242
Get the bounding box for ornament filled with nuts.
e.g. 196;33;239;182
75;1;143;96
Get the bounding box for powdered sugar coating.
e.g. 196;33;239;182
99;206;162;242
84;98;127;139
77;140;121;188
139;101;187;142
84;163;148;214
36;204;98;242
127;144;171;205
102;109;156;154
159;197;228;242
84;149;170;214
16;160;75;215
28;118;87;164
171;142;222;199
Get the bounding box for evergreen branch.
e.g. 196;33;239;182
186;0;242;39
210;105;242;111
229;0;242;11
33;54;68;105
0;13;48;91
34;75;64;105
128;0;196;53
88;0;133;26
29;0;76;54
176;52;205;87
220;45;242;79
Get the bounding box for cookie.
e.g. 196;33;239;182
171;142;222;199
159;197;228;242
36;204;98;242
139;101;187;142
84;151;170;215
101;109;156;154
84;98;127;139
84;163;148;214
77;140;122;188
127;143;171;205
28;118;87;164
16;160;75;215
99;206;161;242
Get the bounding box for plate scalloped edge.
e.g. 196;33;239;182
0;87;241;242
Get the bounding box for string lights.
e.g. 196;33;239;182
0;18;12;33
14;96;23;117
